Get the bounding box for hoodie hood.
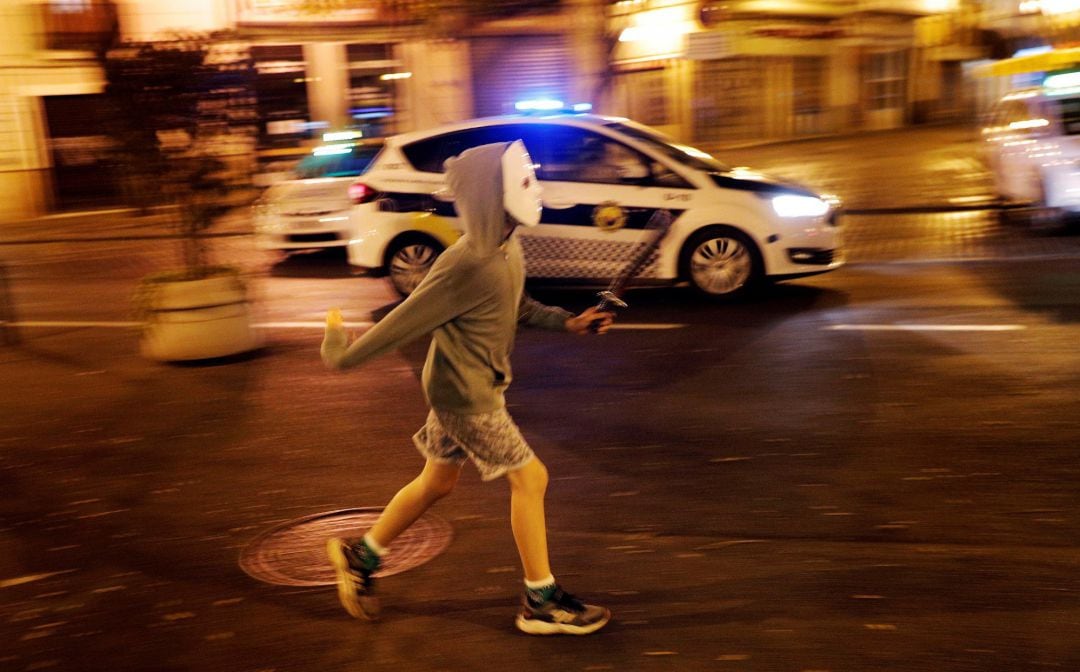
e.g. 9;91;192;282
444;142;511;257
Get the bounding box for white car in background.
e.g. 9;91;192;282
253;141;382;252
345;111;843;298
983;74;1080;231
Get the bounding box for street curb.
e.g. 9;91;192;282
0;231;251;246
709;121;981;152
0;206;1014;245
845;203;1009;216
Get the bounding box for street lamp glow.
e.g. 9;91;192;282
618;7;692;45
923;0;956;12
1041;0;1080;14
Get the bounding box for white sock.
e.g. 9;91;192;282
524;575;556;591
362;533;388;557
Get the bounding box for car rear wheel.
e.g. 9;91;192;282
680;227;763;299
386;235;443;297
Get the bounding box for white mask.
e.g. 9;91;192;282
502;140;542;227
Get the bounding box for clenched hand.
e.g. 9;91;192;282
565;306;615;335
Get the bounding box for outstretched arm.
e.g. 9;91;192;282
321;256;488;370
517;292;572;331
518;293;614;334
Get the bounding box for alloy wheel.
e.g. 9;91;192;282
689;236;754;296
389;243;438;295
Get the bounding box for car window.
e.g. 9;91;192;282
400;122;691;188
402;126;530;173
517;125;660;185
294;146;380;179
605;121;726;175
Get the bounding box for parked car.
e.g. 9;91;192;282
346;111;842;298
253;146;312;188
253;141;382;251
982;75;1080;231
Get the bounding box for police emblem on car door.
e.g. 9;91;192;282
514;125;685;281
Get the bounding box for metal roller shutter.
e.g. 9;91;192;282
693;57;766;143
470;35;571;117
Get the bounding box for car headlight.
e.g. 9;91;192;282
771;194;830;218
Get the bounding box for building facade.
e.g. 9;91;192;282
607;0;988;146
2;0;996;220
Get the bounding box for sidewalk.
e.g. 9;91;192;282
703;122;997;213
0;204;253;245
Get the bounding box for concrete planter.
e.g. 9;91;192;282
137;268;261;362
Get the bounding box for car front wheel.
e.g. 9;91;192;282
386;236;443;297
680;227;763;299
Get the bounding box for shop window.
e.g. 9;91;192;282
43;94;121;209
793;57;825;116
347;43;400;138
253;45;311;147
41;0;117;52
867;52;906;112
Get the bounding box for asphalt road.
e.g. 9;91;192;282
1;226;1078;671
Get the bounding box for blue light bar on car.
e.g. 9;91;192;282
313;144;354;156
515;99;565;112
514;100;594;114
323;130;363;143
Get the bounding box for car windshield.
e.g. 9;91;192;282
604;121;728;172
293;145;380;179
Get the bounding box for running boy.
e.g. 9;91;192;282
321;141;613;635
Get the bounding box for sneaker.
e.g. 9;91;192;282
514;586;611;635
326;537;380;620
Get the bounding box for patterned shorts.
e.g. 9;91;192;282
412;407;536;481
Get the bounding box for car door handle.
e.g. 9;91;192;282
542;198;577;210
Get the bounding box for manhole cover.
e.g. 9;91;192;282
239;508;453;586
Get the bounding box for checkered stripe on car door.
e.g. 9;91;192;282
519;235;661;280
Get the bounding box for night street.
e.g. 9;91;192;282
6;0;1080;664
2;123;1079;671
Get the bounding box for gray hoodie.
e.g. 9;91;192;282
321;142;572;414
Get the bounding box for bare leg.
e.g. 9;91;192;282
367;458;462;548
505;457;551;582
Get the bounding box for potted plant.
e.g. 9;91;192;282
104;34;261;361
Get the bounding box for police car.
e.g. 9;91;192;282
345;108;843;298
252;135;382;252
